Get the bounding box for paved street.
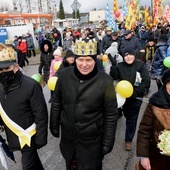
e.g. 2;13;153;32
0;55;158;170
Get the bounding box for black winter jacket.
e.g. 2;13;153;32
50;66;118;169
0;71;48;150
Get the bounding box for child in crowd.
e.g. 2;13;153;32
49;47;63;78
55;49;75;77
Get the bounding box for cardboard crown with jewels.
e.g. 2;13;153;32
0;43;16;68
74;39;97;56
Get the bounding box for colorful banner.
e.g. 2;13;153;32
106;3;117;31
125;3;136;30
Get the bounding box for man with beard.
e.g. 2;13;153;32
0;43;48;170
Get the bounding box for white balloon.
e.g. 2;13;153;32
116;93;126;108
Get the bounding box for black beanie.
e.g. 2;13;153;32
162;68;170;84
65;50;75;59
123;46;135;57
75;54;97;62
148;35;154;42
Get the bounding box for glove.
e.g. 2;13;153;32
107;54;117;66
102;145;112;155
39;71;42;75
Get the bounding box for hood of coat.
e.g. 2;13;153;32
40;40;53;54
149;85;170;109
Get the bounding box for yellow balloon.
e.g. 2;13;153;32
116;80;133;98
54;61;62;71
102;54;108;62
47;77;58;91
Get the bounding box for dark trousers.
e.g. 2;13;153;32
67;154;102;170
122;98;142;142
21;148;44;170
27;49;36;58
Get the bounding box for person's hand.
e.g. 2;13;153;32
102;145;112;155
39;71;42;75
140;157;151;170
107;54;117;66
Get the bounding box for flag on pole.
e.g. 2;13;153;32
144;6;149;26
125;3;136;30
106;3;117;31
113;0;119;13
123;0;128;19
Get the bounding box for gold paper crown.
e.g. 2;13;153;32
74;39;97;56
0;43;16;62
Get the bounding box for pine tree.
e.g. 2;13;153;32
58;0;65;19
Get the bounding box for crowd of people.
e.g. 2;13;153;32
0;21;170;170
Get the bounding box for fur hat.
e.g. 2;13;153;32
53;48;62;56
162;69;170;84
40;40;53;54
123;46;135;57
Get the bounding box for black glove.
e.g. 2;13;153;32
39;71;42;75
102;145;113;155
107;54;117;66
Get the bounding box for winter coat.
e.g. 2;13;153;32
49;58;62;78
38;40;54;82
137;104;170;170
26;35;35;50
100;34;112;53
0;71;48;151
17;40;27;53
136;30;149;48
119;36;142;56
151;42;167;79
50;66;118;169
110;60;150;98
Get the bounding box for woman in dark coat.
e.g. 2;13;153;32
38;39;54;83
136;68;170;170
38;39;54;102
50;39;118;170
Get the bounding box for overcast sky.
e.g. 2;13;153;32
58;0;170;13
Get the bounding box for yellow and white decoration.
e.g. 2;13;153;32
0;103;36;149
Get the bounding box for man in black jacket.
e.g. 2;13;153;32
0;43;48;170
50;39;118;170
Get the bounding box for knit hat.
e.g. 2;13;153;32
148;35;154;42
105;42;118;57
65;50;75;59
53;48;62;56
158;34;168;43
123;46;135;57
161;68;170;84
